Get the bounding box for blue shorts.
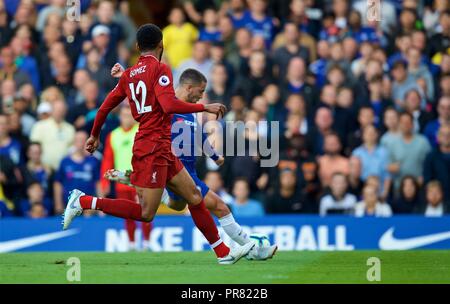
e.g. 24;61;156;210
167;161;209;201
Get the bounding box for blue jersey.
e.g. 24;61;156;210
171;113;219;165
55;155;100;204
168;113;219;200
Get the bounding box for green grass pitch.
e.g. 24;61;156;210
1;251;450;284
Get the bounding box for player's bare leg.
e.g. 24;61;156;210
166;167;254;264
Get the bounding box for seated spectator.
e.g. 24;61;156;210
234;50;273;104
380;107;400;148
19;182;51;217
175;41;213;89
67;81;100;131
0;46;31;89
390;60;421;110
204;171;233;205
365;75;393;130
345;106;375;156
307;106;334;155
84;47;117;94
0;154;19;215
0;113;23;165
206;64;231;108
318;132;350;187
12;95;36;137
403;89;432;133
90;0;124;52
21;142;53;199
352;125;391;200
319;171;357;216
230;178;265;217
28;202;47;219
162;7;198;68
199;8;221;43
354;184;393;217
421;181;448;217
391;175;421;214
407;47;434;101
424;124;450;203
424;96;450;147
30;99;75;170
242;0;275;48
387;112;431;192
272;22;310;79
266;167;306;213
53;130;100;215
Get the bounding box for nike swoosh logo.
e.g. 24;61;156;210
0;229;78;253
379;227;450;250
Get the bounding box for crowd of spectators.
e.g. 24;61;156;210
0;0;449;219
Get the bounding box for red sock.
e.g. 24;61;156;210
188;200;230;258
142;222;152;241
125;219;136;242
80;195;144;221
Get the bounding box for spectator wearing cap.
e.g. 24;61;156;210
424;96;450;147
354;184;392;217
387;112;431;192
90;0;124;52
424;124;450;202
30;99;75;170
390;60;421;110
84;24;118;68
36;101;52;120
272;22;310;81
230;178;265;217
162;7;199;69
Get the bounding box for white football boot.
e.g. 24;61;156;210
218;241;255;265
247;244;278;260
62;189;85;230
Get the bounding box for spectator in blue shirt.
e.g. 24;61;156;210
19;182;51;217
352;125;391;200
227;0;248;29
230;178;265;217
199;8;222;43
0;114;23;166
242;0;275;48
424;96;450;147
53;130;100;214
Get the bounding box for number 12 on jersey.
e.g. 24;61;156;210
129;80;152;114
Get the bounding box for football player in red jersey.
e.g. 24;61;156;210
62;24;254;264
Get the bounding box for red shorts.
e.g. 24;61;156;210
129;138;184;188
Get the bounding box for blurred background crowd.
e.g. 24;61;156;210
0;0;449;219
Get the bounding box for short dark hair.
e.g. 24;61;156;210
179;69;207;85
136;24;163;52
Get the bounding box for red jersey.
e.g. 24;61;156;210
90;54;205;145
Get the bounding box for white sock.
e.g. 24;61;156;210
218;213;250;246
142;240;150;249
